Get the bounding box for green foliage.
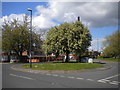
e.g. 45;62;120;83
43;21;92;62
2;15;42;62
103;30;120;58
2;18;30;55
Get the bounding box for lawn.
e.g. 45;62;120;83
22;63;103;70
98;58;120;62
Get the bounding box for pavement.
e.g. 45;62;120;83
1;59;120;88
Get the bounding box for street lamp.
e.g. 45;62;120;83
27;8;32;68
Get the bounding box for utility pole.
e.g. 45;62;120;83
27;8;32;68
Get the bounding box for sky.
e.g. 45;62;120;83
0;0;119;51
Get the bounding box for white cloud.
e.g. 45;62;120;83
89;38;106;51
0;14;26;26
1;1;118;29
34;1;118;28
33;15;56;29
2;14;25;22
2;0;119;2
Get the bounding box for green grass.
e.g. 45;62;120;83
22;63;103;70
98;58;120;62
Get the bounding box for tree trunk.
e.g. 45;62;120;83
55;50;59;58
7;51;11;62
76;53;81;63
78;55;81;62
19;51;24;62
65;50;70;63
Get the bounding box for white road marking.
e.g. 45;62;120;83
76;78;84;80
46;74;51;76
112;81;118;83
103;74;120;80
10;74;18;77
52;74;58;77
86;79;94;81
97;74;120;85
68;76;75;79
97;79;119;85
9;74;34;80
97;80;107;83
60;75;65;77
101;79;110;82
109;81;118;85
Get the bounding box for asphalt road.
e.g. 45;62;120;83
0;63;2;90
2;60;120;88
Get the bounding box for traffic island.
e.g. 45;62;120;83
21;63;103;70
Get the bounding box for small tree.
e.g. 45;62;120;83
103;30;120;58
44;21;92;62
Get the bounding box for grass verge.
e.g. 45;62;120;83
22;63;103;70
98;58;120;62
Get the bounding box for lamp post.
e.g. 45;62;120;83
27;8;32;68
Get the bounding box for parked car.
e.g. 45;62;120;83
81;57;93;63
10;59;19;63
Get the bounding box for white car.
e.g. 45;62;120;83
81;57;93;63
10;59;16;63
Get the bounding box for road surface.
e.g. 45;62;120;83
2;60;120;89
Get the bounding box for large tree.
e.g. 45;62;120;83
44;21;92;62
103;30;120;58
2;15;42;62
